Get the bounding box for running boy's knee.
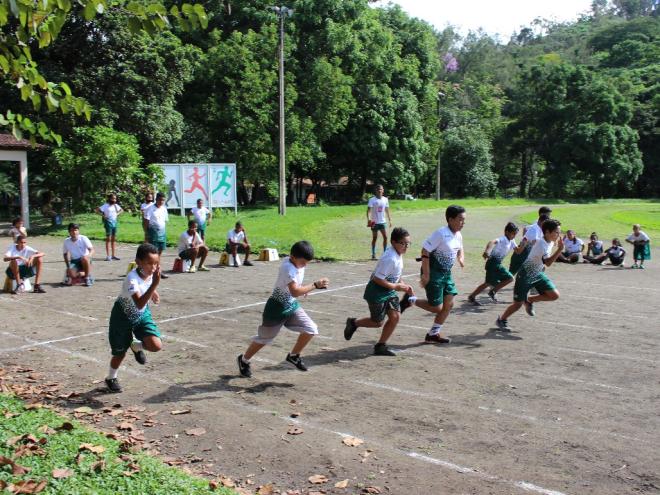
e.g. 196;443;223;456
389;311;400;323
548;290;560;301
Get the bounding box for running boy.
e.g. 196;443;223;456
344;227;413;356
144;192;170;278
468;222;526;305
140;192;154;243
509;206;552;275
496;219;563;331
96;193;123;261
4;236;46;293
367;184;392;259
105;243;163;393
62;223;95;286
237;241;329;377
188;198;212;241
177;220;209;272
399;205;465;344
626;224;651;269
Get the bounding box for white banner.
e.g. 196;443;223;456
158;164;237;213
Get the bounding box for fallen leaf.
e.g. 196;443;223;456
335;479;350;488
363;487;381;494
52;468;73;479
90;460;105;473
185;427;206;436
287;426;304;435
74;407;92;414
290;411;300;418
308;474;328;484
0;456;30;475
7;479;47;494
342;436;364;447
170;409;191;415
209;480;219;491
219;476;235;487
56;422;74;432
117;422;135;431
308;492;326;495
108;410;123;417
24;403;43;410
78;443;105;454
257;483;275;495
37;426;56;436
14;444;46;458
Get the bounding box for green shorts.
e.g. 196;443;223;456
509;244;531;275
371;223;386;232
633;243;651;261
485;259;513;287
70;258;84;271
424;271;458;307
5;265;36;280
197;224;206;238
367;296;400;323
513;271;556;302
108;302;161;357
103;219;117;237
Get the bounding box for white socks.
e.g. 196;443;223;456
130;341;144;352
428;324;443;336
241;355;250;364
107;366;118;379
408;295;417;304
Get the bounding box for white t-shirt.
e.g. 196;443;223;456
177;231;203;253
607;246;625;258
9;226;26;242
522;237;554;280
140;202;153;218
367;196;389;225
422;225;463;272
63;235;93;259
490;236;518;263
116;269;153;323
373;246;403;283
191;207;210;226
145;204;169;230
263;257;304;320
523;223;542;243
563;237;584;254
227;229;246;244
627;231;650;243
99;203;122;222
4;245;38;266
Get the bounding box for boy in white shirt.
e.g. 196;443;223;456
626;224;651;269
144;192;170;278
344;228;413;356
96;193;123;261
367;184;392;259
509;207;552;275
62;223;95;286
105;243;163;393
9;217;27;242
237;241;329;377
188;198;212;241
4;236;46;294
140;192;154;243
399;205;465;344
557;230;584;263
177;220;209;273
226;221;253;267
468;222;526;305
496;219;563;331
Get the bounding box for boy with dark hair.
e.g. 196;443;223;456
509;210;551;275
9;217;27;242
626;224;651;269
177;220;209;272
140;192;154;243
96;193;123;261
367;184;392;259
144;192;170;278
226;221;253;267
105;243;163;392
496;219;563;331
237;241;329;377
344;227;413;356
188;198;212;241
557;230;584;263
62;223;95;286
399;205;465;344
4;236;46;294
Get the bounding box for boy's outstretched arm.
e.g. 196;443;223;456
288;277;329;298
132;266;161;310
544;237;564;267
513;237;528;254
483;239;496;259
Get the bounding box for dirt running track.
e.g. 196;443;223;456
1;206;659;494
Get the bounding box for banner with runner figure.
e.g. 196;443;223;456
182;165;210;208
210;164;236;207
158;164;237;213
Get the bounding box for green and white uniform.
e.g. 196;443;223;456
422;225;461;306
99;203;122;236
627;231;651;261
363;246;403;322
191;206;210;237
485;236;517;286
108;269;160;356
509;223;540;275
368;196;389;230
513;237;556;302
145;204;169;251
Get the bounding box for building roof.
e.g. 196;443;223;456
0;134;38;150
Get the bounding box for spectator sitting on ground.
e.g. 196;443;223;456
582;232;604;263
8;217;27;242
226;221;253;267
177;220;209;273
4;235;46;293
62;223;95;286
557;230;584;263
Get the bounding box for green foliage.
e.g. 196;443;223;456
0;171;18;197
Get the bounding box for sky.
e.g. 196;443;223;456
373;0;594;38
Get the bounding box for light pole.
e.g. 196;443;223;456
271;5;293;215
436;91;445;200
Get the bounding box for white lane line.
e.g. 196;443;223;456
0;297;99;321
523;371;623;391
0;331;103;353
562;280;660;293
564;294;626;303
536;320;622;333
202;314;240;323
570;308;649;320
329;294;356;299
160;335;208;348
556;347;656;364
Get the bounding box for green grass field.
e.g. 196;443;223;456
40;199;658;261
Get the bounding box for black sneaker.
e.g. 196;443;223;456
495;317;511;332
132;347;147;365
111;256;121;261
105;378;122;393
285;353;308;371
243;260;254;266
468;295;481;306
33;284;46;293
344;318;357;341
399;293;413;313
488;289;498;302
161;273;169;279
525;301;536;317
237;354;252;378
374;343;396;356
424;333;451;344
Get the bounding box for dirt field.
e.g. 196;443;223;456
1;206;659;495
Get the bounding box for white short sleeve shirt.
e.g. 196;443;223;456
422;225;463;272
490;236;517;263
227;229;246;244
367;196;389;225
4;245;38;266
99;203;122;221
63;235;93;259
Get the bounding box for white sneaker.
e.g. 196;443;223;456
105;256;112;261
16;283;25;294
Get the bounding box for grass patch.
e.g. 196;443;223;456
0;394;234;495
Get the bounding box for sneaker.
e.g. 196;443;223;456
371;254;376;260
85;277;93;287
424;333;451;344
197;265;210;272
495;317;511;332
374;343;396;356
237;354;252;378
161;273;169;279
11;283;25;295
468;295;481;306
105;378;122;393
285;353;308;371
105;256;112;261
111;256;121;261
344;318;357;341
631;265;638;269
233;261;240;268
487;289;498;302
399;293;412;314
188;266;197;273
243;260;254;267
639;265;645;270
524;300;535;317
33;284;46;294
131;344;147;365
62;276;72;286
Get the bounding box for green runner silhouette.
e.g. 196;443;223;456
212;166;233;196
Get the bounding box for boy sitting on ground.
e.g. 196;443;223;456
4;235;46;293
62;223;95;286
177;220;209;273
557;230;584;263
226;221;253;267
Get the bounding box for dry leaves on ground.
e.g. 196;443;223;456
363;487;382;494
308;474;329;484
0;456;31;475
117;422;135;431
6;479;47;494
51;468;73;479
185;427;206;436
334;479;350;488
256;483;275;494
78;443;105;454
342;436;364;447
286;426;304;435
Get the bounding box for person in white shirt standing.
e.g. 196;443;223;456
226;221;253;267
4;235;46;293
178;220;209;273
62;223;95;286
144;192;170;278
188;198;212;241
367;184;392;260
140;192;154;243
96;193;123;261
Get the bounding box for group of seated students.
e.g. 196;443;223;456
557;224;651;269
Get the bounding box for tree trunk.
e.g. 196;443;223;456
519;149;531;198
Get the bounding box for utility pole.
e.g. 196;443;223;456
436;91;445;200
